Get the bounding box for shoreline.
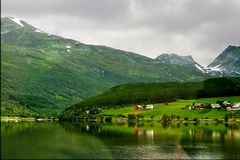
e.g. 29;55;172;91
0;116;59;122
1;116;240;124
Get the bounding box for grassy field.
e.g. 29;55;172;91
103;96;240;120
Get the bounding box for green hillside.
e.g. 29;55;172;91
1;17;207;115
61;77;240;119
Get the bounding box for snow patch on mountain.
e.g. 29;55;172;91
209;64;225;72
195;64;205;72
35;29;43;33
9;17;24;27
235;71;240;75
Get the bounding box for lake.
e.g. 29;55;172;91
1;122;240;159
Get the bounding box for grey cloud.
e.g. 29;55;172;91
2;0;131;21
2;0;240;66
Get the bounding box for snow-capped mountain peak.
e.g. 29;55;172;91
207;45;240;76
8;17;24;27
1;17;47;35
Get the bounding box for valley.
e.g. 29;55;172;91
2;1;240;159
1;17;240;117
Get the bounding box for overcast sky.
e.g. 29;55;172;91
2;0;240;66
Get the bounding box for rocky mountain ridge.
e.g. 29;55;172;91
156;46;240;76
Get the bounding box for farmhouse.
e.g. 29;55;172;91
144;104;154;109
135;104;154;110
211;104;221;109
185;105;194;110
227;103;240;111
89;108;102;114
185;100;240;111
223;101;232;108
195;103;209;110
135;105;143;110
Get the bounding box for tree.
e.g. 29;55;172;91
137;114;144;120
176;115;180;121
128;114;136;121
224;114;229;122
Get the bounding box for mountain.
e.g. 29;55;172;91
155;54;206;73
1;17;207;115
156;46;240;76
207;46;240;76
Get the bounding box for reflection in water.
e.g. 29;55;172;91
181;124;240;159
1;122;112;159
1;122;240;159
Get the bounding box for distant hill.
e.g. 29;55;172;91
1;17;207;115
60;77;240;120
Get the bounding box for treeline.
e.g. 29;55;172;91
69;82;202;110
1;100;39;117
197;77;240;98
61;77;240;119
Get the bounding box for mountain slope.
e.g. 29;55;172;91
207;46;240;76
155;54;206;73
1;17;207;114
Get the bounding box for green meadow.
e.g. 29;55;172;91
103;96;240;120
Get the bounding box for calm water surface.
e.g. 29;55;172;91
1;122;240;159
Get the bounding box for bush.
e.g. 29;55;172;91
128;114;136;120
193;118;198;121
176;115;180;121
171;115;176;120
162;114;170;122
105;116;112;122
137;114;144;120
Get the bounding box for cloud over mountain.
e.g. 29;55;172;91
2;0;240;66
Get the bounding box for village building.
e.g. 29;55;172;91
223;101;232;108
136;104;154;110
89;108;102;114
195;105;204;110
144;104;154;109
195;103;209;110
135;105;143;110
227;103;240;111
211;104;221;109
185;105;194;110
185;101;240;111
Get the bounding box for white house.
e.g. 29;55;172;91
144;104;154;109
231;103;240;111
135;105;143;110
211;104;221;109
